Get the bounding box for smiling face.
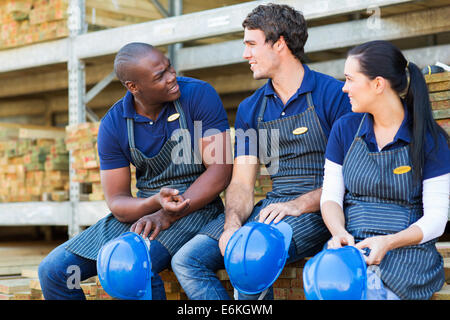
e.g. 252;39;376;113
242;28;279;80
342;56;379;113
127;49;180;105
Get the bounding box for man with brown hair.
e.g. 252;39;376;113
171;3;351;300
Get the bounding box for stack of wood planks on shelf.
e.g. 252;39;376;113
0;0;69;50
66;121;103;201
426;71;450;135
65;121;137;201
0;0;163;50
0;123;69;202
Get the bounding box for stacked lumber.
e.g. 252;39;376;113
65;121;138;200
0;0;162;50
426;71;450;135
159;269;188;300
0;271;114;300
65;122;103;201
0;0;68;49
0;124;69;202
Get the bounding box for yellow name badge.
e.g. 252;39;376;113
167;113;180;122
393;166;411;175
292;127;308;135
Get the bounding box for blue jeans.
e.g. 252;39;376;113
171;234;298;300
38;239;171;300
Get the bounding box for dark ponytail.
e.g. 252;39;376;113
348;40;449;183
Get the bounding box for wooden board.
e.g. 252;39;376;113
425;72;450;84
431;283;450;300
0;278;31;294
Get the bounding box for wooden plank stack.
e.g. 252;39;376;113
0;124;69;202
0;0;162;50
65;121;138;200
0;0;69;50
426;71;450;135
65;122;103;201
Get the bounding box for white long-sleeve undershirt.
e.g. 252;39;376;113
320;159;449;244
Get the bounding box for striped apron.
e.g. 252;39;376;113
201;92;330;258
343;114;445;300
65;100;224;260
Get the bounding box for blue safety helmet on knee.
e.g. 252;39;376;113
303;246;367;300
97;232;152;300
224;221;292;295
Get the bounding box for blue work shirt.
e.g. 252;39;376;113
325;105;450;180
98;76;230;171
234;64;352;157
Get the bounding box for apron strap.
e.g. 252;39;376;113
257;96;268;124
257;91;314;126
126;99;187;150
354;113;367;139
127;118;136;149
342;113;368;168
173;99;188;130
306;91;314;108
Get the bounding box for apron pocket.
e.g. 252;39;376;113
345;202;411;235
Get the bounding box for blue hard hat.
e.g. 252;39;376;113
97;232;153;300
303;246;367;300
224;221;292;295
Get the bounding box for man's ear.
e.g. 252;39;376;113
273;36;286;53
125;80;137;94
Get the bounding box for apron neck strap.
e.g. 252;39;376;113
126;99;187;150
257;92;314;124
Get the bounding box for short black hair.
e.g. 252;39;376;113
114;42;154;84
242;3;308;61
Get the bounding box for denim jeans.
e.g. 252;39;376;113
171;234;298;300
38;239;171;300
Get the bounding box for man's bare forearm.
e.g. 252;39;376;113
224;181;255;230
291;187;322;214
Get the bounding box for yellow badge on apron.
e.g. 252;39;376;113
292;127;308;135
393;166;411;175
168;113;180;122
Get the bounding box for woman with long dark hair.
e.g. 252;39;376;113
320;40;450;300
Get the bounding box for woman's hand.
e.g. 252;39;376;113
355;235;392;265
327;232;355;249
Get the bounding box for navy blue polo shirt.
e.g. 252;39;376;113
325;106;450;180
98;76;229;170
234;64;352;157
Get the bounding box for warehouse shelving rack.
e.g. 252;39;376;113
0;0;448;238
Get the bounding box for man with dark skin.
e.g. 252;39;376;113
38;43;232;300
